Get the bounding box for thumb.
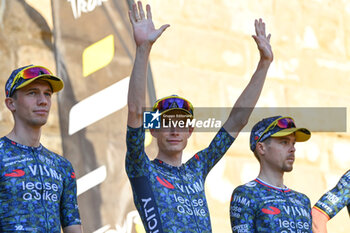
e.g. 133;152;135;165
157;24;170;36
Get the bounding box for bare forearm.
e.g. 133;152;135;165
127;45;152;127
223;59;271;135
312;208;329;233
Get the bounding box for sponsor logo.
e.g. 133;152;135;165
232;224;249;232
176;179;204;194
5;169;25;177
173;194;206;217
245;181;257;188
232;195;251;207
283;205;310;218
22;181;59;202
156;176;174;189
194;154;200;161
141;198;161;232
316;201;333;214
28;165;62;181
326;192;340;205
262;206;281;215
278;219;310;231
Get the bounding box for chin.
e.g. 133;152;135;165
284;167;293;172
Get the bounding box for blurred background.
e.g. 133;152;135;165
0;0;349;232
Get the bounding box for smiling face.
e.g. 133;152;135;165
7;79;53;128
258;133;296;173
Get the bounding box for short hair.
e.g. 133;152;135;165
253;137;272;162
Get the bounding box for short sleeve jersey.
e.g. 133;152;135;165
125;126;234;233
313;169;350;219
0;137;81;232
230;178;312;233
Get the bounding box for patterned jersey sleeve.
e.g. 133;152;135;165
186;127;234;179
230;186;255;233
125;126;150;177
60;159;81;227
313;170;350;219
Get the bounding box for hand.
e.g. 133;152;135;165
128;1;170;47
252;19;273;62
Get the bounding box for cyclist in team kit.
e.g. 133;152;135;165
126;1;273;232
0;65;82;232
230;116;312;232
312;169;350;232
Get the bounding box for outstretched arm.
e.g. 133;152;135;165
127;1;169;128
223;19;273;138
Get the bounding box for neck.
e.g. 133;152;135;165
7;124;42;147
257;165;285;188
156;151;183;167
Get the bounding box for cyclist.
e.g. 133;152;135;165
0;65;82;232
126;1;273;232
230;116;312;232
312;169;350;232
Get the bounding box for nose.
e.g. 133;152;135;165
290;143;296;153
37;93;49;105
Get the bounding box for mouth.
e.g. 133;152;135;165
167;139;182;144
286;156;295;162
34;110;48;115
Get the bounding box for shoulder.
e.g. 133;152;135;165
232;180;260;199
42;146;73;167
289;189;311;203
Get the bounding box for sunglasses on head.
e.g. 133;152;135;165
153;96;194;116
9;66;52;97
257;117;296;143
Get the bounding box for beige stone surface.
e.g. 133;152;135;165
1;0;349;232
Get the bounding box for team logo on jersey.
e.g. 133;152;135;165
5;169;25;177
156;176;174;189
262;206;281;215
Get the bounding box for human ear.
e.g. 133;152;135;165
5;97;16;112
256;142;266;156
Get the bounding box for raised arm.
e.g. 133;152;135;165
127;1;169;128
223;19;273;138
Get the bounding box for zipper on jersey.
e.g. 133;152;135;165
31;148;50;232
177;166;202;233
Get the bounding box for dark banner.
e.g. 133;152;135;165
51;0;156;232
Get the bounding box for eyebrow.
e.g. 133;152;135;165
25;87;53;93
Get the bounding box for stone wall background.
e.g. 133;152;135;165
0;0;349;232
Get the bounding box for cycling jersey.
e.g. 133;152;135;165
0;137;81;232
313;169;350;219
230;178;312;233
125;126;234;233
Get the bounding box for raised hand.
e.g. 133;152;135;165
252;19;273;62
128;1;170;47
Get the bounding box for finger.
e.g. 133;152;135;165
254;19;259;36
128;10;135;24
267;34;271;43
138;1;145;19
157;24;170;37
146;4;152;20
262;20;266;37
252;35;259;45
132;2;139;21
